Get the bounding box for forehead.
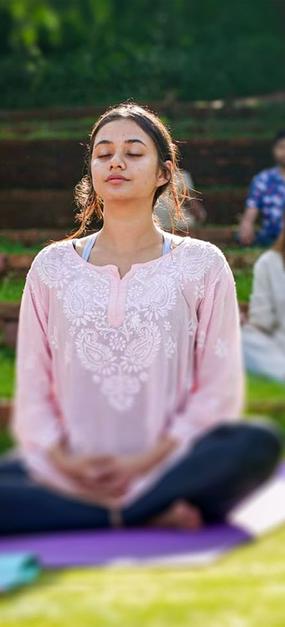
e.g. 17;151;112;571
94;118;153;148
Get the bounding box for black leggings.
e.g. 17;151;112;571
0;420;283;536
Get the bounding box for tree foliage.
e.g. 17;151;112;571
0;0;284;108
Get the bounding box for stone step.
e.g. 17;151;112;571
2;99;281;122
0;188;246;228
0;302;20;349
224;250;260;269
0;225;237;249
0;228;68;246
0;138;272;189
0;400;12;429
0;252;35;275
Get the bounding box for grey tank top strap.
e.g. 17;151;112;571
74;231;173;262
162;233;173;255
81;232;98;261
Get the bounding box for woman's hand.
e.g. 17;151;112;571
47;443;131;502
239;219;255;245
85;434;180;489
47;433;179;504
238;207;258;246
87;453;147;488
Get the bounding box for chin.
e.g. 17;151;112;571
104;192;135;202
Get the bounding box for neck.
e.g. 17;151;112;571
96;198;163;254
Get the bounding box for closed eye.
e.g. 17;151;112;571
97;153;143;158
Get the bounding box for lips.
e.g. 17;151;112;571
106;175;129;181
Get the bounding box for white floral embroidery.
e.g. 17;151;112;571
187;319;196;336
63;341;72;365
129;312;141;330
195;282;205;300
164;335;176;358
163;320;171;331
127;272;177;320
102;374;141;411
108;332;127;352
75;328;117;377
50;325;59;350
62;275;109;335
181;239;225;283
121;320;162;373
32;237;224;411
197;330;206;349
215;338;228;358
30;242;73;292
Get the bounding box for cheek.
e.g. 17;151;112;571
134;159;158;186
91;160;104;186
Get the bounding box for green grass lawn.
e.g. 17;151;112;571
234;269;253;303
0;238;42;255
0;273;25;303
0;345;15;399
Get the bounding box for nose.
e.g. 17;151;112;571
109;150;126;169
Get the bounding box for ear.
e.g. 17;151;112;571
156;160;173;188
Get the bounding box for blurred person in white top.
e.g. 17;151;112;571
242;219;285;382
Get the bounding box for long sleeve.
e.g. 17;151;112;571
11;268;66;452
165;260;245;451
248;256;278;333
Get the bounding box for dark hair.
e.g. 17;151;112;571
60;100;196;241
273;130;285;147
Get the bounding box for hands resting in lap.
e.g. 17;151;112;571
47;435;178;507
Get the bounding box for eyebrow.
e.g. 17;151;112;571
94;139;147;148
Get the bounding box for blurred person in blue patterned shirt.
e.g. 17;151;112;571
238;130;285;246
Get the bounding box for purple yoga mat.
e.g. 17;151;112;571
0;462;284;568
0;525;252;568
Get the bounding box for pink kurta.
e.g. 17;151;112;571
11;235;245;507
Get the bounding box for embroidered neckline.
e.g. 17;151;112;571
69;234;189;279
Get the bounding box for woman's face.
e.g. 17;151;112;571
91;118;171;205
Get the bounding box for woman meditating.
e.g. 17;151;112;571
242;219;285;382
0;102;282;534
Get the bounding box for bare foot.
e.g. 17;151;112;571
147;500;204;530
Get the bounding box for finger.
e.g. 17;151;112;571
107;477;130;493
107;483;130;497
75;477;129;499
81;472;118;488
71;454;115;469
76;471;122;489
84;475;129;495
86;455;116;466
84;465;119;481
